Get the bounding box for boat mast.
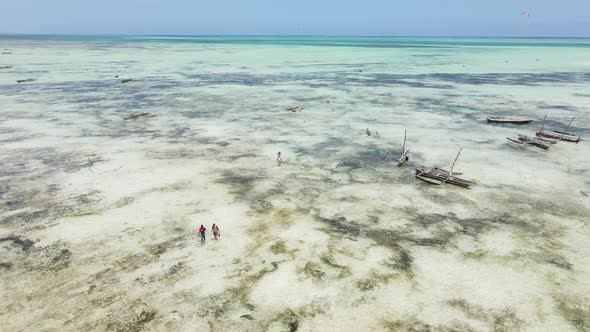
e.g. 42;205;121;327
562;117;575;139
447;147;462;180
539;114;547;133
402;129;407;153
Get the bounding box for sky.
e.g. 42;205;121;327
0;0;589;37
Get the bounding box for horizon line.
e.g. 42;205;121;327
1;33;590;39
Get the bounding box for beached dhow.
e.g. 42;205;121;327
416;167;475;188
536;115;582;143
416;148;475;188
507;134;551;150
536;131;581;143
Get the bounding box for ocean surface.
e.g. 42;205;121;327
1;36;589;331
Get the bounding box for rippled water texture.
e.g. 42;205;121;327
1;36;589;331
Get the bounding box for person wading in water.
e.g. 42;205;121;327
212;223;220;240
198;224;206;242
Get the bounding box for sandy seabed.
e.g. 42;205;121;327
0;37;589;331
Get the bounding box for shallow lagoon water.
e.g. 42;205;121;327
0;36;589;331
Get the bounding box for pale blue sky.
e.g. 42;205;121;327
1;0;589;37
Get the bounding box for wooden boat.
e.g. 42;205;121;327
415;148;475;188
487;118;533;125
120;78;133;83
122;112;156;120
416;172;443;185
432;168;462;176
507;134;550;150
416;167;475;188
535;136;557;144
535;115;582;143
16;78;36;84
286;105;304;112
536;131;581;143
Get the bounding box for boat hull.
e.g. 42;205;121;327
415;168;475;188
487;118;532;125
536;131;581;143
507;135;550;150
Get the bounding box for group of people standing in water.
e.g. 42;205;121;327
197;152;284;243
198;223;220;242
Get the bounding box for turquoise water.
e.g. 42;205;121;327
1;36;589;331
3;35;590;48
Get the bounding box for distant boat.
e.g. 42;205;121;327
122;112;156;120
487;118;532;125
536;115;582;143
536;131;581;143
507;134;550;150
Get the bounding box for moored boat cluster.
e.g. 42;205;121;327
503;115;583;148
390;115;584;190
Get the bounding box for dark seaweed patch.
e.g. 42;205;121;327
0;262;13;269
356;278;378;291
146;148;203;160
148;261;189;285
116;253;157;272
0;236;35;249
1;210;50;225
384;250;413;273
421;72;590;86
0;190;104;225
263;304;326;332
554;294;590;331
216;169;264;197
16;241;73;272
448;299;524;332
301;261;325;281
544;254;573;271
104;302;157;332
337;160;362;169
382;316;476;332
317;211;562;279
280;309;300;332
198;261;281;325
320;255;351;278
146;236;186;258
251;200;274;214
321;210;550;250
269;240;287;255
318;216;362;237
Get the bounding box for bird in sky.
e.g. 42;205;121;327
521;9;532;18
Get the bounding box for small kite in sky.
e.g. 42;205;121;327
521;9;532;18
